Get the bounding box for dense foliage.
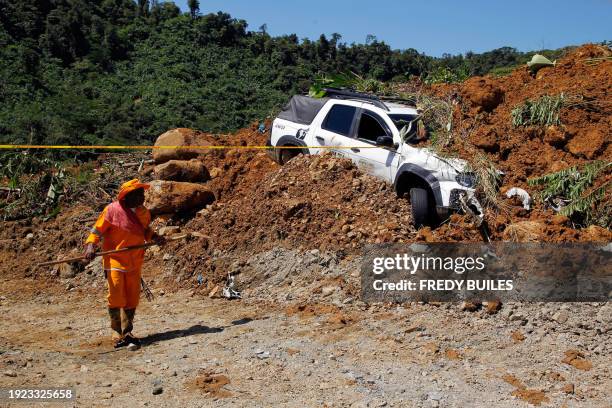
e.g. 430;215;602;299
0;1;572;145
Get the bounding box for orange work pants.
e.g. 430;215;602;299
107;269;141;309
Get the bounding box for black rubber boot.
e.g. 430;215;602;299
109;308;122;336
122;309;141;347
109;308;126;348
122;308;136;336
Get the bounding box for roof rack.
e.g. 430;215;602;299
323;88;389;111
379;95;417;106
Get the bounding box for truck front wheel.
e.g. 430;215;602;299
410;187;434;229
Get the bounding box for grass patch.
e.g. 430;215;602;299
511;93;566;127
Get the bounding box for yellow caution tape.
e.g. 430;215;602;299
0;144;379;150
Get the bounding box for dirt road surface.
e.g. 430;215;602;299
1;276;609;407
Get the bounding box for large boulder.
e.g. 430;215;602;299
145;180;215;215
153;128;214;164
154;159;210;182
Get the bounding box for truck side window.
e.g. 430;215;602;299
357;111;389;143
322;105;356;136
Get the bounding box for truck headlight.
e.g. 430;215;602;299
455;172;477;188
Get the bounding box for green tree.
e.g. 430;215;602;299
0;1;572;147
188;0;200;19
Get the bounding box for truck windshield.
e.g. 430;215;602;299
389;114;418;141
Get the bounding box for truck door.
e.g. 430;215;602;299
314;103;358;160
347;107;400;183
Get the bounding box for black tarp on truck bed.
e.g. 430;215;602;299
277;95;329;125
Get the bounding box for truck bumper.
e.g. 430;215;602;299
438;189;484;223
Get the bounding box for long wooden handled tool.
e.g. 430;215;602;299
36;233;191;268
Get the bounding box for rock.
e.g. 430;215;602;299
208;285;220;298
154;159;210;182
321;286;336;297
57;263;77;279
460;301;479;312
484;300;502;314
3;370;17;377
127;343;139;351
567;127;605;159
152;386;163;395
427;391;444;401
158;226;180;236
562;350;592;371
562;383;575;394
511;331;525;342
510;313;527;324
595;304;611;325
368;398;387;407
145;180;215;215
552;310;569;324
85;259;104;276
152;128;213;164
209;167;222;179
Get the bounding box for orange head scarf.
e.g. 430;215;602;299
117;179;150;201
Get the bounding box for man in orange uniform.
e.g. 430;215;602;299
83;179;164;348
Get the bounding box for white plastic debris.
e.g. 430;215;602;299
506;187;532;210
222;272;242;299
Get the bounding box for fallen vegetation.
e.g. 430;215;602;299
511;93;566;127
528;161;611;227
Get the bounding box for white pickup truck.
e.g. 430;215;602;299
267;89;483;228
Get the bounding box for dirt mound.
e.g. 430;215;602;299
182;153;415;255
423;44;611;189
390;44;612;240
197;124;279;202
2;45;610;298
460;77;504;113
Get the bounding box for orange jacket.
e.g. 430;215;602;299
86;205;153;273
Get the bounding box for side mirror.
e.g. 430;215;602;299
375;135;394;147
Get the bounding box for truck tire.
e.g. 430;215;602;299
410;187;432;229
279;147;300;164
